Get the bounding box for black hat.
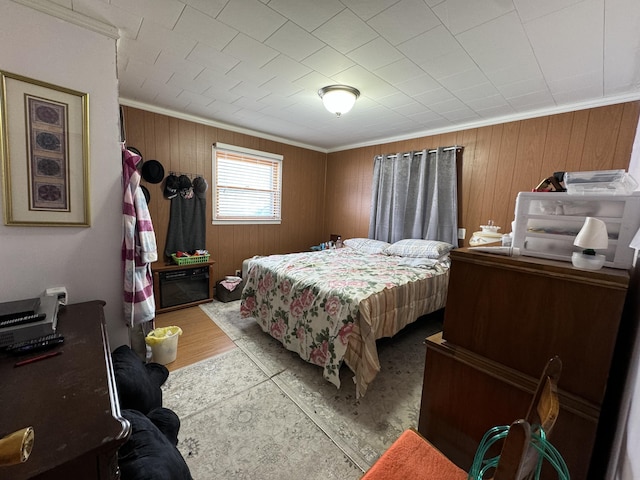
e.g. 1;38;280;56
178;175;193;199
163;174;179;199
140;185;150;204
141;160;165;184
193;176;208;199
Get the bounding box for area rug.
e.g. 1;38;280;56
162;300;443;479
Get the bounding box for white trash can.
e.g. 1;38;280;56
145;326;182;365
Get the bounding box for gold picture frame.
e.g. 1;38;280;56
0;71;90;226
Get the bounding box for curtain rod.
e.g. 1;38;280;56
380;145;463;159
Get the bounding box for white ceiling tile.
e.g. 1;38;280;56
226;61;276;87
137;21;197;59
465;93;510;110
111;0;184;30
414;88;457;106
603;0;640;94
375;58;429;84
438;67;489;91
261;55;312;81
433;0;514;35
223;33;279;67
552;83;605;104
429;97;467;114
507;89;556;110
340;0;401;21
451;81;501;102
347;37;404;71
392;101;432;115
513;0;585;23
63;0;640;150
182;0;228;19
475;103;516;118
398;25;464;69
196;68;242;91
267;0;345;32
525;0;603;83
186;43;240;73
154;50;205;79
333;65;398;99
302;46;355;77
124;58;174;84
497;76;550;99
421;49;477;80
457;12;540;80
173;6;238;51
117;37;161;65
547;70;603;97
265;22;324;61
367;0;441;46
406;109;446;124
376;91;415;108
293;71;338;94
260;76;304;96
312;9;378;54
167;71;218;94
442;108;481;122
217;0;287;42
231;81;271;100
394;73;443;96
177;89;215;106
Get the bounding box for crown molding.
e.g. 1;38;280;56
12;0;119;39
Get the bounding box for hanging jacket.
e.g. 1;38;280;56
122;147;157;326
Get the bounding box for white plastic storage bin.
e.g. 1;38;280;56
512;192;640;269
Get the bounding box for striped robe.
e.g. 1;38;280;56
122;147;157;326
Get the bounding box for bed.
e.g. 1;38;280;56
239;238;452;397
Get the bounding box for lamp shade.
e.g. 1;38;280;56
574;217;608;250
318;85;360;117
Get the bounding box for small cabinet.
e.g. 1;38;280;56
512;191;640;269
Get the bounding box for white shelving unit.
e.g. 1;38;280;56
512;192;640;269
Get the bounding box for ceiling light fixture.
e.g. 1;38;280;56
318;85;360;117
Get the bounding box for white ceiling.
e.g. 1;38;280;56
33;0;640;151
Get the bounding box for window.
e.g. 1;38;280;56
212;143;282;224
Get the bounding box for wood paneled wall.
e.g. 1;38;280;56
123;101;639;280
325;101;640;245
122;106;327;279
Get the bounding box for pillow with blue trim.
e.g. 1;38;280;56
343;238;391;254
384;239;454;259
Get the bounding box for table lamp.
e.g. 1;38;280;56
572;217;608;270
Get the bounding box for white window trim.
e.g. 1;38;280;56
212;142;283;225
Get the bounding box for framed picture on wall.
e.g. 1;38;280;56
0;71;90;227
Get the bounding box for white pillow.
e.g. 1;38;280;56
343;238;391;254
384;239;454;259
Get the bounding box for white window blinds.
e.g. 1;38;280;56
212;143;282;224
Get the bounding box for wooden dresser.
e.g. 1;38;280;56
418;248;631;480
0;300;130;479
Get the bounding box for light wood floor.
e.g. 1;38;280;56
154;303;236;372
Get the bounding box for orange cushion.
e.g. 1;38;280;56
361;429;468;480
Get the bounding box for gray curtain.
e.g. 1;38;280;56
368;147;458;245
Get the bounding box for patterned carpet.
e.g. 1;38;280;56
161;300;443;479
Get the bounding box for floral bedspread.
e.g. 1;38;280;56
240;248;449;394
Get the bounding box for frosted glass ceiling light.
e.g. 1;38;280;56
318;85;360;117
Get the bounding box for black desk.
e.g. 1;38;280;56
0;300;130;479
